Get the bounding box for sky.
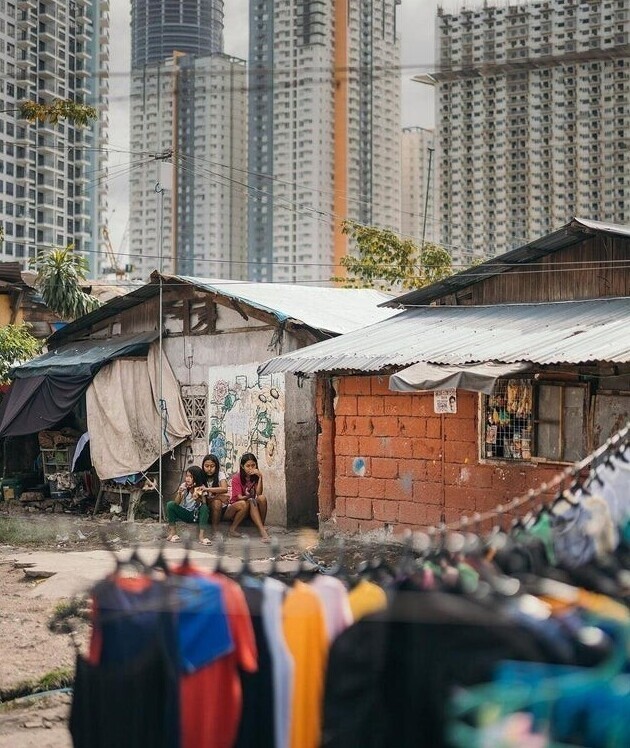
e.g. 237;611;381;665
106;0;461;252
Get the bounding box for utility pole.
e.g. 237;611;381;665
421;146;435;263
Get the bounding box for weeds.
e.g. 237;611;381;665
0;516;60;545
48;596;90;634
0;667;73;702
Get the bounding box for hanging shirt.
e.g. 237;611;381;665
177;568;258;748
71;645;177;748
348;580;388;622
283;581;328;748
309;575;353;641
262;577;294;748
235;582;276;748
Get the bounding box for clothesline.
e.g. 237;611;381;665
441;421;630;534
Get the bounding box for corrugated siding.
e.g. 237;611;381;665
258;298;630;375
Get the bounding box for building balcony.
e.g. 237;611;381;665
100;11;110;28
38;24;57;43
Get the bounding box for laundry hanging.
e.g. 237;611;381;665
69;424;630;748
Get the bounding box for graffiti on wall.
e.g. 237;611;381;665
207;364;286;478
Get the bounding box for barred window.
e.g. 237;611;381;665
181;384;208;440
482;379;586;463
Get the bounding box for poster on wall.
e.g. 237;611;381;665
207;364;286;481
434;388;457;414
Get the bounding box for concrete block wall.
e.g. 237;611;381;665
318;375;560;535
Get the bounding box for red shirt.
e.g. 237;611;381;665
178;569;258;748
230;473;257;504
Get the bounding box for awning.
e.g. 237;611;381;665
10;331;159;379
0;332;160;438
0;374;92;438
389;361;531;395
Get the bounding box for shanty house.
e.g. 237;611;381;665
1;274;395;527
258;218;630;534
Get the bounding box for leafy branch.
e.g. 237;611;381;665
19;99;97;127
332;220;453;291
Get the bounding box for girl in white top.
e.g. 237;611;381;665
201;453;249;538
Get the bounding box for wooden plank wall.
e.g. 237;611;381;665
465;235;630;304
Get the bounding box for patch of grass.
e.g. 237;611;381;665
0;516;61;545
48;596;90;633
0;667;73;702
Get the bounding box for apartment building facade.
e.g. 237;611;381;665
128;53;248;279
0;0;109;273
435;0;630;266
248;0;402;283
401;126;436;246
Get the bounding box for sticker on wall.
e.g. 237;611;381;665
434;389;457;414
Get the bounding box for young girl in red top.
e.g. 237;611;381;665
231;452;270;542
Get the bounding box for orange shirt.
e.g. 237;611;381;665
282;581;329;748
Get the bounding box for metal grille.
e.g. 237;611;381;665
181;384;208;440
483;379;533;461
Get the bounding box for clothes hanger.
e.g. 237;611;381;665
180;536;193;570
237;536;255;582
152;540;170;576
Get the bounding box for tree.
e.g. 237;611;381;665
333;220;453;291
0;324;42;384
30;246;101;321
19;99;97;126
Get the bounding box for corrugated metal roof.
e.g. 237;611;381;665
173;276;396;334
48;274;396;345
384;217;630;308
258;297;630;375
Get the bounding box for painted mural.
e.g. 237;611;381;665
207;364;286;481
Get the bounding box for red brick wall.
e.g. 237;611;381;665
317;375;560;535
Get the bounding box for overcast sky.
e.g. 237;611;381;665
107;0;459;251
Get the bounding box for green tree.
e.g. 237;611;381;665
0;324;42;384
19;99;97;126
333;221;453;291
30;246;101;321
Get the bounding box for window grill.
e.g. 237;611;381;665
181;384;207;440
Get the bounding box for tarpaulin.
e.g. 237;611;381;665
86;343;192;480
10;332;159;379
389;361;531;395
0;374;92;437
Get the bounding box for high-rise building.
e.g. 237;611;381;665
128;53;248;279
401;127;435;246
434;0;630;266
248;0;402;283
130;0;224;69
0;0;109;273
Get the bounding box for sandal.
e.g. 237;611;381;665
199;537;212;546
167;534;181;543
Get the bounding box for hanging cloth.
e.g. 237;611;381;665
86;342;191;480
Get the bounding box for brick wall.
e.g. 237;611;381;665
317;375;560;535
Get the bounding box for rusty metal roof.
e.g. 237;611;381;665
383;217;630;308
258;297;630;376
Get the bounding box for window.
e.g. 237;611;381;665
180;384;208;440
482;379;586;462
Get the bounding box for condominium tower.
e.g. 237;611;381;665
131;0;223;68
435;0;630;265
0;0;109;272
128;0;248;279
401;127;436;246
248;0;402;283
128;53;248;278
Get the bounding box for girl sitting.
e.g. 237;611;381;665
201;453;248;538
231;452;270;542
166;465;211;545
